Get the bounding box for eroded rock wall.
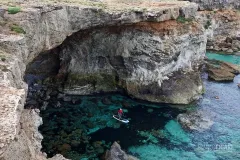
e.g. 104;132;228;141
184;0;240;54
60;21;206;104
196;10;240;53
0;1;203;159
185;0;240;10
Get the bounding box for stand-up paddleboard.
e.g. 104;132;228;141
113;115;129;123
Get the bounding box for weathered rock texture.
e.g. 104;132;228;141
105;142;138;160
0;1;204;159
177;110;214;132
206;59;240;81
208;10;240;53
60;21;206;104
196;9;240;53
185;0;240;10
188;0;240;53
2;109;44;160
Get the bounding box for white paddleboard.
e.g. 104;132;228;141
113;115;129;123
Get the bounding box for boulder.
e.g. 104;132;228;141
105;142;138;160
208;68;235;81
226;49;233;53
221;62;240;74
206;59;240;81
177;111;214;132
225;37;232;43
235;52;240;56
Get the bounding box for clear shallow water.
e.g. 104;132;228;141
40;53;240;160
40;94;187;159
206;51;240;65
128;74;240;160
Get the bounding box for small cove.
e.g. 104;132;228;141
38;52;240;160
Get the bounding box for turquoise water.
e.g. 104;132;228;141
128;74;240;160
40;94;187;159
40;53;240;160
206;51;240;65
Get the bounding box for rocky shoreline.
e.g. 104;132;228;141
205;58;240;81
0;0;240;159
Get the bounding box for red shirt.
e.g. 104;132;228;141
118;109;123;114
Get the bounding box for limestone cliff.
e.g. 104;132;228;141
198;10;240;53
0;0;204;159
60;21;206;104
185;0;240;54
185;0;240;10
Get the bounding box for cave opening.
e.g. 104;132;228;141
23;48;185;159
22;26;190;159
21;21;240;159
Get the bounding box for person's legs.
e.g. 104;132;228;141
118;113;122;119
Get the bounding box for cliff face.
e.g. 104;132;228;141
186;0;240;10
60;21;206;104
0;1;204;159
186;0;240;54
199;10;240;53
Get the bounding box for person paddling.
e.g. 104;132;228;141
113;108;129;123
118;108;123;119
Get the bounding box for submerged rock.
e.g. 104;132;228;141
147;108;154;113
57;143;71;155
164;120;191;144
105;142;138;160
121;101;132;108
177;111;214;132
102;97;112;105
70;140;81;148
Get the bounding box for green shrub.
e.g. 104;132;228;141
176;16;192;23
10;24;26;34
0;54;6;62
8;7;21;14
1;57;6;61
204;20;212;29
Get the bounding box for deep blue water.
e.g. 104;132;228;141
40;53;240;160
